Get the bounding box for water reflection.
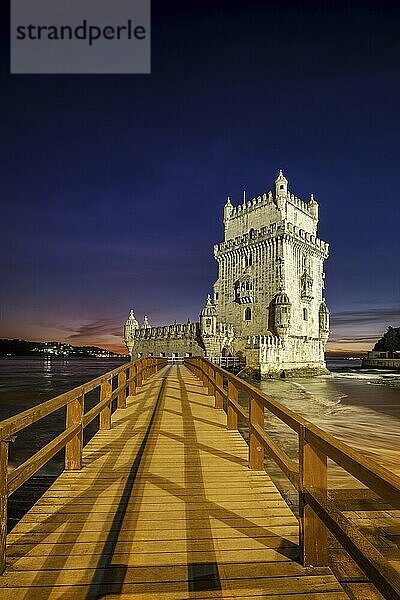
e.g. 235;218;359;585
43;356;52;378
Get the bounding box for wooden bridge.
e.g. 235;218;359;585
0;357;399;599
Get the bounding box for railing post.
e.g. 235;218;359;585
200;360;207;387
203;360;208;387
129;363;136;397
100;378;112;430
117;370;127;409
144;359;149;379
0;440;8;574
65;393;84;470
215;370;223;409
227;380;238;430
299;426;328;566
207;362;214;397
249;395;264;469
136;361;143;387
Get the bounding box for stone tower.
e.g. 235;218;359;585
213;170;330;376
124;169;330;377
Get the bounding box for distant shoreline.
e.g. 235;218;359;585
0;354;128;359
0;338;126;358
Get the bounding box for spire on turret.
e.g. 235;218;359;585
308;192;319;219
125;309;139;331
275;169;288;199
141;315;151;329
223;195;233;222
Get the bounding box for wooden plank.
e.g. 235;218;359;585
249;396;264;470
299;427;328;567
99;378;112;430
0;442;8;574
65;394;84;471
227;380;239;430
118;370;127;409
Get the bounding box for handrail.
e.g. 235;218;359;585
0;361;129;440
185;356;400;600
0;355;167;573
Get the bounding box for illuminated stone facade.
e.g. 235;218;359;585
124;170;330;377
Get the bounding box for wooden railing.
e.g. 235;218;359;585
185;356;400;600
0;356;167;573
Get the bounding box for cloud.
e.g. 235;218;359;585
330;307;399;327
328;334;380;343
66;318;122;341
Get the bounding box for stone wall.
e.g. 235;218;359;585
361;358;400;369
130;337;204;360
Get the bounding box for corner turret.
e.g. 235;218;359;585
308;193;319;220
124;309;139;356
275;169;288;199
223;196;233;222
200;294;217;337
271;291;292;338
319;300;330;343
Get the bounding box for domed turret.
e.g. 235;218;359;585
319;301;330;342
124;309;139;357
271;291;291;338
124;309;139;340
200;294;217;337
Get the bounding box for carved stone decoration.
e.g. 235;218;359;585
300;270;313;302
234;274;253;304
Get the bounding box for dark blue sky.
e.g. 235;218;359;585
0;1;399;353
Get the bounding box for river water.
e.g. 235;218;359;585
0;357;399;499
251;360;400;506
0;357;128;474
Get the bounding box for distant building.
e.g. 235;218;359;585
362;350;400;369
124;170;330;377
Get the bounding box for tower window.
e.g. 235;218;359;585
206;318;211;325
303;308;308;321
243;254;252;267
244;307;252;321
280;184;284;190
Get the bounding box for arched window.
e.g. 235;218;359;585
280;184;284;190
244;307;252;321
303;308;308;321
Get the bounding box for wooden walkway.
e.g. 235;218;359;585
0;365;348;599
